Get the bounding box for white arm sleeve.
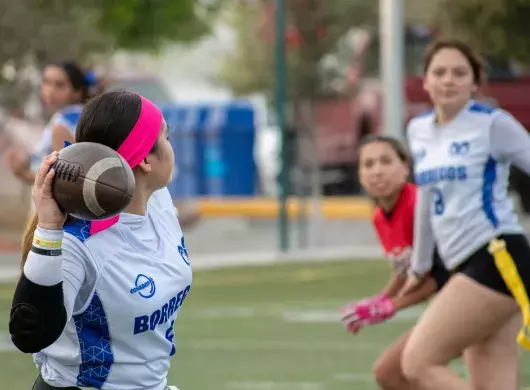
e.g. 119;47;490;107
490;111;530;175
410;186;436;275
24;227;90;319
406;121;435;275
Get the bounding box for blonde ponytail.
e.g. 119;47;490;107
21;214;39;269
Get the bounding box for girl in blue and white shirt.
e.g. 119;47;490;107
401;39;530;390
6;61;91;185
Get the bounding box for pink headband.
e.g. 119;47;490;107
90;95;163;235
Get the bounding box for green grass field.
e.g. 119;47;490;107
1;259;530;390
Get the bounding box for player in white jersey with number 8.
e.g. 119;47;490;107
399;39;530;390
9;91;190;390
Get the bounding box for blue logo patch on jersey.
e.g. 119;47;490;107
130;274;156;299
178;237;190;266
450;141;470;156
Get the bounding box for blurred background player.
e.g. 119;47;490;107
9;91;191;390
340;134;450;390
4;60;99;260
401;39;530;390
5;61;94;187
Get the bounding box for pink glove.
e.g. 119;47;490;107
340;292;387;326
340;293;387;323
340;293;396;333
340;294;380;333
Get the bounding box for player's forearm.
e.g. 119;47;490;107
382;272;407;298
410;188;435;275
391;277;438;311
10;228;66;353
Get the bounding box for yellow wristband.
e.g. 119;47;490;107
33;237;62;249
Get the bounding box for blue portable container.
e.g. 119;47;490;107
162;105;201;199
163;102;256;198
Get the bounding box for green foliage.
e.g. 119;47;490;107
0;0;221;108
217;0;378;100
95;0;217;51
30;0;221;52
217;2;275;98
436;0;530;63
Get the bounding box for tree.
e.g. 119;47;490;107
217;0;378;248
217;0;378;100
435;0;530;63
216;2;274;99
0;0;220;108
88;0;222;51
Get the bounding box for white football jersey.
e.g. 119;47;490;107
408;101;529;271
34;188;192;390
29;105;83;212
31;104;83;173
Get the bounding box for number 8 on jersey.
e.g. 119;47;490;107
431;187;445;215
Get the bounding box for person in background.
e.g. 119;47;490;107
5;61;95;185
401;39;527;390
340;134;450;390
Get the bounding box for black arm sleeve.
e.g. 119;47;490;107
9;273;67;353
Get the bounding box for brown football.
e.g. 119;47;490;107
52;142;135;221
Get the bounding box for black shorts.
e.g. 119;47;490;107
430;248;451;291
32;376;79;390
454;234;530;296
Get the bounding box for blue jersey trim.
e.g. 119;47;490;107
469;103;496;115
482;156;499;228
63;219;92;243
74;293;114;389
61;111;81;127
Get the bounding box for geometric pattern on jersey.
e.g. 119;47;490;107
63;218;92;243
73;293;114;389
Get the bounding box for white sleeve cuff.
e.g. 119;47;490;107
35;226;64;241
24;252;63;286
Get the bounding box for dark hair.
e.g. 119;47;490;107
21;91;155;268
423;39;485;86
75;91;142;150
358;134;411;167
357;135;414;202
48;60;90;102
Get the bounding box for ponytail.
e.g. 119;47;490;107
21;214;38;269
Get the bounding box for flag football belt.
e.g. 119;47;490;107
488;238;530;350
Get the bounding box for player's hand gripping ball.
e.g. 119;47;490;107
51;142;135;220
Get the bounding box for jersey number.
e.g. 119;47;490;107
165;320;176;356
431;187;445;215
